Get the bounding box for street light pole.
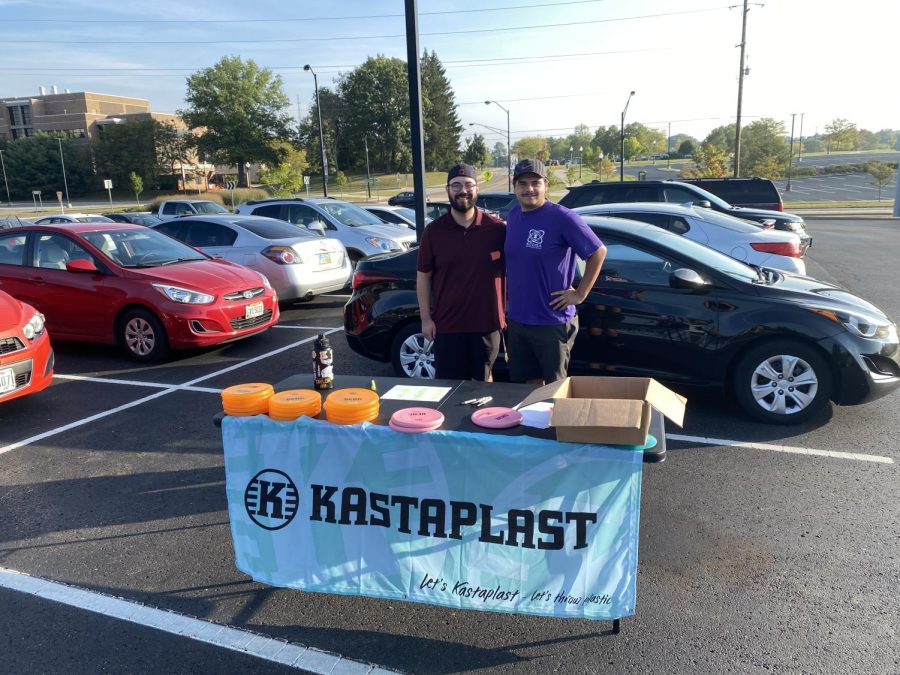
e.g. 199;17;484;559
578;146;583;180
797;112;805;163
304;64;329;197
620;90;635;182
0;149;11;205
786;113;796;192
364;134;372;200
57;137;71;208
485;100;511;191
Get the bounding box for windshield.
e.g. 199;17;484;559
585;217;760;284
81;228;208;268
677;183;733;209
694;208;764;233
192;202;230;215
237;219;317;240
318;202;386;227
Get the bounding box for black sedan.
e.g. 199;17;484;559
344;217;900;424
103;212;163;227
387;191;415;207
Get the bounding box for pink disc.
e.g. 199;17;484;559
471;407;523;429
389;419;441;434
390;407;445;429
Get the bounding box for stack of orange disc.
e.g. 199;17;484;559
323;388;380;425
268;389;322;421
221;382;274;416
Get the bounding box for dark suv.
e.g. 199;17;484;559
558;180;810;251
476;192;517;220
680;177;783;211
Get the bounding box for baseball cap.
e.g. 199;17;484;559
513;158;547;180
447;163;477;184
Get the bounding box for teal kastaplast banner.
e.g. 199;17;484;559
222;415;643;620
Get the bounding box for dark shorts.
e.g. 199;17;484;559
507;317;579;383
433;330;501;381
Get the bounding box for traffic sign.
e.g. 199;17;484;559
303;176;310;185
225;180;236;190
103;179;113;190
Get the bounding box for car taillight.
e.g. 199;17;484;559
750;241;801;258
775;203;784;212
262;246;300;264
352;270;399;290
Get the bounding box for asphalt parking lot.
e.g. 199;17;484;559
2;217;899;674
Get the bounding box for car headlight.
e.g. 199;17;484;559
256;271;272;289
808;307;898;342
22;312;45;340
151;283;215;304
365;237;400;251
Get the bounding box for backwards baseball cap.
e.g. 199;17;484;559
447;163;477;184
513;158;547;180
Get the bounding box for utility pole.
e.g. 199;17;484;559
733;0;750;177
667;121;672;169
404;0;427;241
797;113;805;163
786;113;796;192
364;134;372;200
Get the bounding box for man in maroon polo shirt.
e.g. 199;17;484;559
416;163;506;380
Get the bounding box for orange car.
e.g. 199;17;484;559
0;289;54;403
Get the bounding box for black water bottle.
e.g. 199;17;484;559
312;334;334;390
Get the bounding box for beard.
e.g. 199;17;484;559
450;193;476;213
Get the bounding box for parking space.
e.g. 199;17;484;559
776;174;897;201
1;221;899;672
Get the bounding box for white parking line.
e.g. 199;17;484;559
320;294;350;298
666;433;894;464
274;325;344;331
0;328;341;457
53;374;221;394
0;566;398;674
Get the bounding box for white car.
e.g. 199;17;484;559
153;215;351;302
574;202;806;275
362;205;429;229
34;214;115;225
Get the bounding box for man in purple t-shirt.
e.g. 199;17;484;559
504;158;606;384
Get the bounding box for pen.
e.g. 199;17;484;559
459;397;480;405
474;396;493;407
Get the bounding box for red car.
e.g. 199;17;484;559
0;223;280;361
0;289;53;403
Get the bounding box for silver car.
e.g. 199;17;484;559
362;205;419;229
234;198;416;266
574;202;807;275
153;215;351;302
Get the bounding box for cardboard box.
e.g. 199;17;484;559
515;376;686;446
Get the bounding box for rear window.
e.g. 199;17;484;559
695;209;764;233
687;179;780;206
237;219;317;239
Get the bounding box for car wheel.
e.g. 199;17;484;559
119;308;170;362
348;251;363;270
390;323;435;379
733;339;832;424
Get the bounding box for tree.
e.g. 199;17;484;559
154;121;192;180
257;142;308;196
590;125;620;159
867;161;896;201
129;171;144;204
824;118;858;152
746;155;784;179
670;133;698;157
679;144;729;178
0;134;94;199
338;56;411;173
483;170;493;184
462;134;490;168
566;164;578;186
421;50;462;171
334;170;348;197
703;123;736;154
591;154;616;182
741;118;789;174
512;136;550;161
180;56;293;187
491;142;507;168
623;137;641;161
677;139;696;158
93;120;157;189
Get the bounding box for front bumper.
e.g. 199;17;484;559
270;256;352;301
819;330;900;406
159;293;281;349
0;332;53;403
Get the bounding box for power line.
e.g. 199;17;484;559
1;7;731;44
1;0;605;23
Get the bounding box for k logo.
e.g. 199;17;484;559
526;229;545;249
245;469;299;530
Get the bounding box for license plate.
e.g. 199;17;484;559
0;367;14;394
318;253;332;265
245;301;264;319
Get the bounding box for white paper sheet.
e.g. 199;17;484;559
380;384;453;402
518;401;554;429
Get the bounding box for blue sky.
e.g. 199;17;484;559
1;0;896;147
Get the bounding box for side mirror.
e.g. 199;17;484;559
694;200;712;209
66;259;99;273
307;221;327;236
669;268;709;290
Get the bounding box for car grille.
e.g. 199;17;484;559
223;287;265;301
16;371;30;388
230;309;273;331
0;336;25;355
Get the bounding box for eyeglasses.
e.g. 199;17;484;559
448;182;477;193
